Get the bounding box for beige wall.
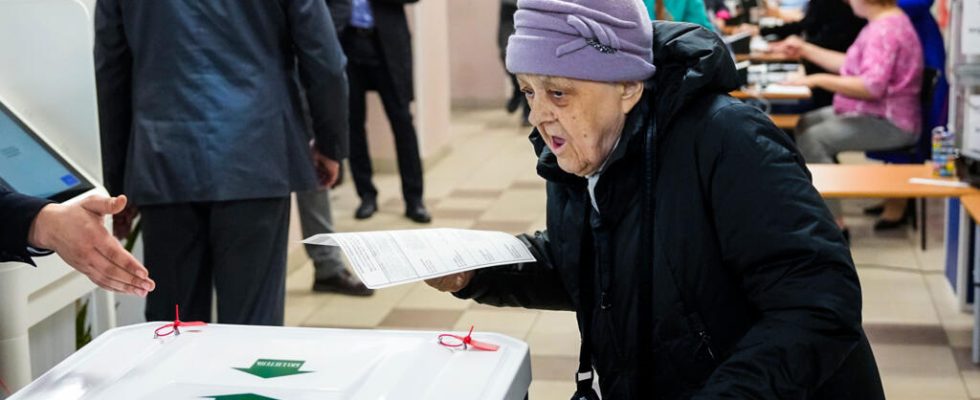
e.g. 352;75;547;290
447;0;510;108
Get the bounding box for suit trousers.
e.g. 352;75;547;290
346;34;424;206
141;197;290;325
296;188;345;280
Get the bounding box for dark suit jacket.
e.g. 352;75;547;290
338;0;419;105
328;0;353;32
0;188;51;265
95;0;350;205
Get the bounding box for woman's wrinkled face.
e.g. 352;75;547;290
517;74;643;177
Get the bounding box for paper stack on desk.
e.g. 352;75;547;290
303;229;536;289
761;84;812;96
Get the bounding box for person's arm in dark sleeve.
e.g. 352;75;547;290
692;103;863;399
0;189;52;266
287;0;350;161
325;0;352;32
759;21;801;39
453;231;575;311
94;0;133;197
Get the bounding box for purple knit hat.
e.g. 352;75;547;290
506;0;656;82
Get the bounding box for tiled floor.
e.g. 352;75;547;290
283;108;980;399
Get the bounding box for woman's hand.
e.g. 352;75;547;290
784;73;829;89
783;75;815;88
425;271;475;293
769;35;806;58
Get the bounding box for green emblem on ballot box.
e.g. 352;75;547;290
205;394;278;400
233;359;313;379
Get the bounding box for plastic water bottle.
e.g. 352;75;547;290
932;126;957;177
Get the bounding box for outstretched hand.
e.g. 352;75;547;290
28;195;155;297
768;35;806;58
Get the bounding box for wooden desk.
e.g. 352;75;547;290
962;195;980;221
811;164;978;251
735;52;800;63
769;114;800;129
810;164;979;198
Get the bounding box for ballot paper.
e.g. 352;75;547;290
303;229;536;289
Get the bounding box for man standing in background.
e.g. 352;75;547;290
95;0;349;325
343;0;431;224
298;0;374;296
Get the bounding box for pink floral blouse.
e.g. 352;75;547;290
833;12;923;134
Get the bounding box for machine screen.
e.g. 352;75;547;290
0;99;94;202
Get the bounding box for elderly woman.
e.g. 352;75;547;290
427;0;883;398
776;0;923;234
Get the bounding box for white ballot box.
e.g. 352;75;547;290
9;323;532;400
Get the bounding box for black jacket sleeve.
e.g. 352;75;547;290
0;189;52;266
692;103;863;399
94;0;133;197
759;21;802;40
453;231;575;311
287;0;350;160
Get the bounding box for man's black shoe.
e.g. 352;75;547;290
312;270;374;296
355;199;377;220
406;203;432;223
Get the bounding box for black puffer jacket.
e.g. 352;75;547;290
454;22;884;399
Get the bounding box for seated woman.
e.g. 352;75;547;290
863;0;949;228
427;0;883;398
781;0;923;235
757;0;865;109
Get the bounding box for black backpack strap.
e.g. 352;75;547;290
574;339;597;399
572;214;600;400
